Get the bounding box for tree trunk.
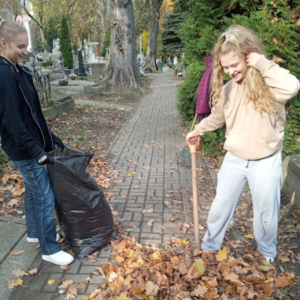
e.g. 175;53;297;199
144;0;163;72
105;0;142;88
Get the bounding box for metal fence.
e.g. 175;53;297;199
31;55;51;107
32;67;52;107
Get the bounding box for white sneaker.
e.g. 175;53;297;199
27;233;61;243
264;256;274;263
42;250;74;265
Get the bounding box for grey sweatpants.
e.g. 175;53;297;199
202;151;282;259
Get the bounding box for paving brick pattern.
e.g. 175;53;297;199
106;71;212;245
8;70;214;300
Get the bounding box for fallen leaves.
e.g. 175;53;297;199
7;267;37;289
7;278;23;289
88;236;294;299
89;157;118;189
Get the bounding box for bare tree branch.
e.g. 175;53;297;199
12;0;44;29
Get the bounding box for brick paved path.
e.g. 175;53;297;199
8;70;214;300
106;71;205;244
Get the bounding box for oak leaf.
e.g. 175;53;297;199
7;278;23;289
145;281;159;296
191;284;207;297
275;275;293;288
12;268;27;277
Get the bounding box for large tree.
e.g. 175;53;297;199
143;0;164;71
105;0;142;88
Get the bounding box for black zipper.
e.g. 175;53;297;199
18;84;54;149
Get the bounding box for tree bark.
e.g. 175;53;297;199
105;0;142;88
144;0;163;72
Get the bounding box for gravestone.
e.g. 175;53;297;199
52;38;66;78
78;49;87;76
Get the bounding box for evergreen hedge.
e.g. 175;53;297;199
60;16;73;69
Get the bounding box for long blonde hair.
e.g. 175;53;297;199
211;25;276;113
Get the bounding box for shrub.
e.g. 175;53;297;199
60;16;73;69
0;147;10;175
100;48;106;57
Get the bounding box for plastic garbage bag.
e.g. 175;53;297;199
47;144;114;259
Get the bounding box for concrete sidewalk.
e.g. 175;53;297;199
1;70;214;300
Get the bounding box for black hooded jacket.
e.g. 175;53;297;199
0;56;61;161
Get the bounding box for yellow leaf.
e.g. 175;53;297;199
216;247;227;261
15;278;23;286
143;166;151;170
126;172;135;177
115;255;125;263
12;187;25;196
244;233;254;239
151;251;161;261
48;279;55;285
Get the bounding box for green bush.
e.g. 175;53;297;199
45;56;53;67
283;96;300;157
100;48;106;57
0;147;11;175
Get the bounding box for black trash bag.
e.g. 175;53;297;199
47;144;114;260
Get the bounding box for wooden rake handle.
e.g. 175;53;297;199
186;136;200;154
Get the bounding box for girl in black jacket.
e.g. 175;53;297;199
0;17;73;265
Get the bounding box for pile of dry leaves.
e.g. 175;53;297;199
86;236;294;300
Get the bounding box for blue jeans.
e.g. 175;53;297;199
12;159;61;255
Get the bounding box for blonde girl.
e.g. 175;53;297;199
187;25;299;262
0;17;73;265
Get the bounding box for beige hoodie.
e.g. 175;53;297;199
192;56;300;160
